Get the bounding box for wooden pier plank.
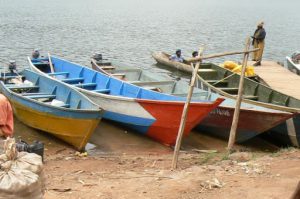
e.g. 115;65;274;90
249;61;300;99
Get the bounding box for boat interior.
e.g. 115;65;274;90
197;63;300;109
1;70;96;109
31;57;211;102
91;58;209;98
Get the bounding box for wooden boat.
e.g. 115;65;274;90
28;56;224;146
152;52;195;73
0;70;102;150
153;51;300;147
286;55;300;75
91;56;294;143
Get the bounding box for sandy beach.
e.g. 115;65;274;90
12;118;299;199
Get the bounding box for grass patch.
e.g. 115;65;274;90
271;146;297;157
221;152;230;161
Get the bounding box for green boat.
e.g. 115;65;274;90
152;51;300;147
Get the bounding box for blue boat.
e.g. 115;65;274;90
28;55;224;146
0;69;103;150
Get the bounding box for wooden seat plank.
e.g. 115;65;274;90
62;78;84;83
27;94;56;99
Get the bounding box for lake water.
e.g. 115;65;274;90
1;0;300;74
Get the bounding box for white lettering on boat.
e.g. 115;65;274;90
210;108;230;117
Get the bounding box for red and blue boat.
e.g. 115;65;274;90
28;55;224;146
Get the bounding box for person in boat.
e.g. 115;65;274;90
192;51;199;57
169;49;184;62
252;21;266;66
0;94;13;137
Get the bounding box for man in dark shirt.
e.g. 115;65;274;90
252;21;266;66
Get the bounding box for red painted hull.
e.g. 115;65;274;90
137;98;224;145
198;106;294;142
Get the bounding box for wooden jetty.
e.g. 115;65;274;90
250;61;300;99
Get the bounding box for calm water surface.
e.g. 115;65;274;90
1;0;300;74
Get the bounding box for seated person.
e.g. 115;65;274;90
192;51;198;57
0;94;13;137
169;49;184;62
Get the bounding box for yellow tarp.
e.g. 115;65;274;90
220;61;255;77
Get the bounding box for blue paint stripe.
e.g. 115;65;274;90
103;111;155;134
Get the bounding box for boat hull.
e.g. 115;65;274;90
11;99;100;150
136;99;222;145
80;89;223;145
197;106;293;142
266;114;300;147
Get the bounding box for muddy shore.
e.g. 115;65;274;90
13;118;300;199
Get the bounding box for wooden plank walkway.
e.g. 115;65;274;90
249;60;300;99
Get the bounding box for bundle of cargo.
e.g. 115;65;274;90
221;61;255;77
0;138;44;199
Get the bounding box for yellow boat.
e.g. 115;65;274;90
0;70;103;150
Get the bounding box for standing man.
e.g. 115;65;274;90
252;21;266;66
0;94;13;137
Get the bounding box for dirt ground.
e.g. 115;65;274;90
13;119;300;199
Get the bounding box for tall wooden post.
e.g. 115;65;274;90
227;37;251;151
172;48;204;169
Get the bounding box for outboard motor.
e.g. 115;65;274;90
92;53;112;66
8;60;16;73
92;53;103;61
32;49;40;59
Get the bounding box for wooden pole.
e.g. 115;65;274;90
186;48;259;63
227;37;251;151
172;48;204;169
48;53;55;73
